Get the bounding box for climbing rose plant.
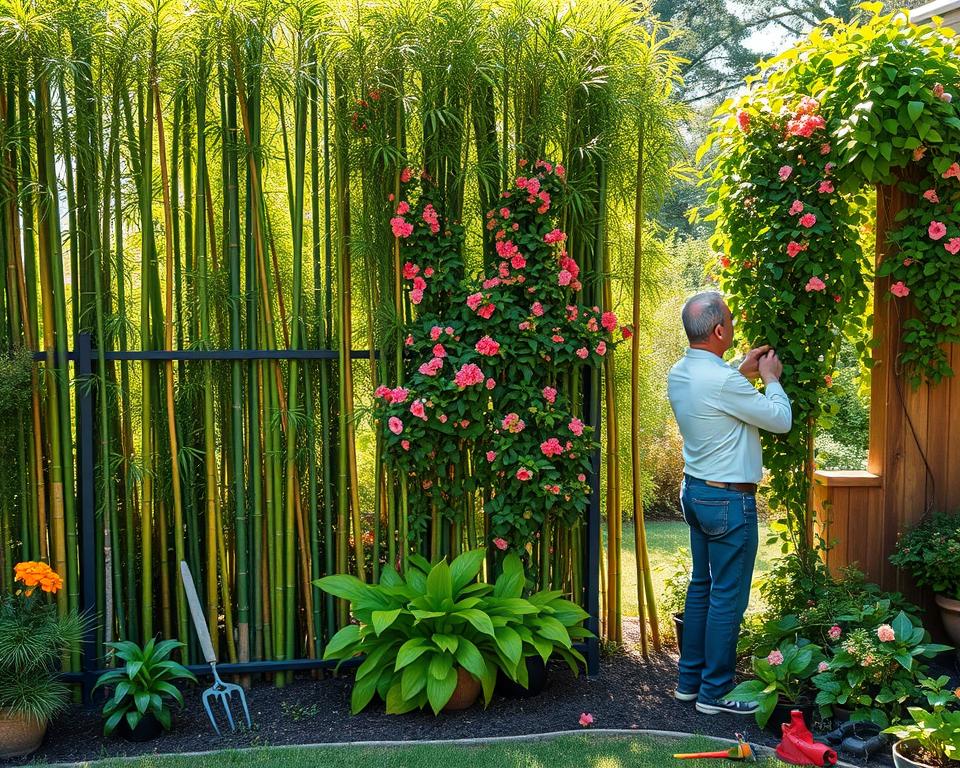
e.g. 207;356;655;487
701;5;960;546
374;160;621;574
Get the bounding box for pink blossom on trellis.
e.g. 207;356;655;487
789;200;804;215
818;181;834;194
778;165;793;181
543;386;557;404
924;189;940;203
418;358;443;376
890;281;910;298
946;238;960;255
493;537;508;550
799;213;817;228
569;417;585;436
475;336;501;356
575;347;588;359
540;438;564;458
388;417;403;435
403;261;419;279
929;221;947;240
515;467;533;481
453;363;484;388
805;276;826;293
943;163;960;180
787;241;807;258
601;311;618;332
390;216;413;238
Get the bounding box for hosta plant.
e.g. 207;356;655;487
883;676;960;767
94;639;196;735
316;548;591;714
728;640;826;727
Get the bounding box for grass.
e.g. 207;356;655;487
52;733;793;768
610;519;780;622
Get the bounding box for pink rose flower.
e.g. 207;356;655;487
820;143;831;155
767;650;784;666
424;266;434;277
454;363;485;388
778;165;793;181
540;438;564;458
396;201;410;215
601;311;617;332
405;334;414;347
876;624;895;643
943;163;960;180
929;220;948;240
475;336;501;356
502;413;526;433
543;386;557;404
401;439;410;451
518;321;531;331
486;378;496;390
466;292;484;310
575;347;589;359
389;387;409;404
493;537;508;551
500;207;510;218
410;400;427;420
511;254;526;270
595;341;607;356
789;200;804;215
486;451;496;462
390;217;413;238
799;213;817;228
569;417;584;437
551;334;565;344
924;189;940;203
477;303;496;320
374;385;392;400
787;241;807;258
818;661;829;673
828;625;842;641
410;289;424;305
400;167;412;183
532;301;544;317
438;414;448;423
412;276;427;291
578;473;586;482
429;326;442;341
805;276;826;293
558;269;573;287
544;228;567;244
946;237;960;255
402;261;419;279
388;417;403;435
890;281;910;298
818;181;834;194
516;467;533;481
579;713;594;728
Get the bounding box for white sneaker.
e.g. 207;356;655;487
674;689;699;702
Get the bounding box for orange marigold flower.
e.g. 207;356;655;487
14;561;63;594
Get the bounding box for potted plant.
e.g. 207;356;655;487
890;512;960;646
317;548;591;714
813;611;950;728
883;676;960;767
727;640;825;733
0;562;83;758
94;638;196;740
658;549;690;650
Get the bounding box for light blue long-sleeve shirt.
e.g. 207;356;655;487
667;348;793;484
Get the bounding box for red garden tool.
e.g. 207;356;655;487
775;710;837;766
674;733;756;761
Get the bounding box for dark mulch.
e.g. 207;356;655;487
9;619;954;767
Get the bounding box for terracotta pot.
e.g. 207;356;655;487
0;709;47;758
496;656;548;699
934;594;960;648
764;699;815;736
442;667;481;711
893;739;938;768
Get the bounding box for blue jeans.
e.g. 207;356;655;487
677;474;758;704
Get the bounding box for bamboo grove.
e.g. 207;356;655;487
0;0;685;674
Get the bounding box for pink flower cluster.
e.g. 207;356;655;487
568;417;584;436
375;385;409;404
805;276;826;293
876;624;895;643
454;363;485;388
402;261;435;305
828;625;842;641
422;203;440;234
544;228;567;244
466;291;496;319
787;241;807;258
890;281;910;298
785;96;826;138
540;437;564;458
475;336;501;356
502;412;526;433
543;386;557;404
767;649;784;666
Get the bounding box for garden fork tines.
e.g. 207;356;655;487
180;560;253;736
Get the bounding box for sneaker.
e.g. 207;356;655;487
674;689;699;702
695;698;759;716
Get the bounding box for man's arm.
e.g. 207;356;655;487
717;372;793;434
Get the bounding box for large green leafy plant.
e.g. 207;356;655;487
700;5;960;552
316;548;591;715
890;512;960;599
883;676;960;766
94;638;196;735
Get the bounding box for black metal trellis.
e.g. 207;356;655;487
36;332;602;701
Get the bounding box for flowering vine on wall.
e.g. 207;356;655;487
373;160;623;584
701;5;960;546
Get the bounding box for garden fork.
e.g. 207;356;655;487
179;560;252;736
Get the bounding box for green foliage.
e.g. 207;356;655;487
700;6;960;545
656;548;690;617
890;512;960;599
316;549;592;715
0;586;84;723
883;676;960;765
728;640;826;727
811;610;950;727
93;638;196;736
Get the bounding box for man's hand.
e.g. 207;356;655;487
758;350;783;384
738;345;771;381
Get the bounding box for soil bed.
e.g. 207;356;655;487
7;620;954;767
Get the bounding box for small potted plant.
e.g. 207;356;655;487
659;549;690;649
883;676;960;767
727;639;825;734
317;548;591;714
94;638;196;740
890;512;960;646
0;562;83;758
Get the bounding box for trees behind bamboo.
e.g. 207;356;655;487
0;0;684;672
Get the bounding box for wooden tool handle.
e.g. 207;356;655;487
179;560;217;665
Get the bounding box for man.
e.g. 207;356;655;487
667;290;792;715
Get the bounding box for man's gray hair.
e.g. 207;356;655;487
681;291;726;344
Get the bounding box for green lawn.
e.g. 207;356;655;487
610;519;780;622
60;734;792;768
